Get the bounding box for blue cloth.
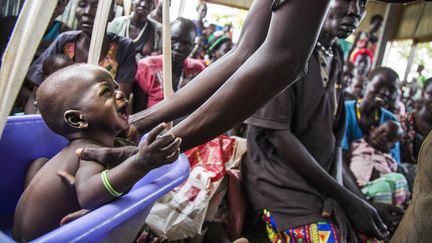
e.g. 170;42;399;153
342;100;401;164
42;21;62;42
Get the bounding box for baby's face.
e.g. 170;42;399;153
368;123;400;153
350;77;365;97
78;68;129;134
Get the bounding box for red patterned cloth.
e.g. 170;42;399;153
135;55;205;108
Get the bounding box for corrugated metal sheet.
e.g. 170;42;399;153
207;0;253;10
356;1;387;33
395;1;432;42
207;0;431;42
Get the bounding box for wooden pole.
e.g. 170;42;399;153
162;0;173;129
404;42;417;82
0;0;58;138
88;0;113;65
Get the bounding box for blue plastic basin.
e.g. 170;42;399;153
0;115;189;242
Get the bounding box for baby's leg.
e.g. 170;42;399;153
25;157;49;188
361;173;410;207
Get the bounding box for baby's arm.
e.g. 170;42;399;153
74;123;181;210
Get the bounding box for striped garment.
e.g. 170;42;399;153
361;173;410;207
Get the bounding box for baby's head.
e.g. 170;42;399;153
367;120;403;153
42;54;74;79
36;64;129;141
350;75;366;98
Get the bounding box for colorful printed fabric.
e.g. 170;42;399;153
357;234;384;243
63;42;119;78
361;173;410;207
262;209;340;243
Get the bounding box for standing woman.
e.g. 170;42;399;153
108;0;162;59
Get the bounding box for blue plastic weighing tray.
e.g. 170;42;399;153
0;115;189;242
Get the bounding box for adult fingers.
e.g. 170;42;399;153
149;134;176;149
76;147;110;162
372;213;389;240
57;171;75;187
77;146;138;166
146;123;167;144
387;215;403;226
60;209;90;226
160;149;180;164
158;138;182;158
389;205;404;215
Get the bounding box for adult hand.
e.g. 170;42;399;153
133;123;182;172
56;172;90;226
76;145;138;168
372;202;404;234
346;198;389;240
60;209;90;226
57;171;76;187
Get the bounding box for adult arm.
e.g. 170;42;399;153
129;0;273;134
267;129;389;239
168;0;332;150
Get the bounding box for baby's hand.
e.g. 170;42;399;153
134;123;182;171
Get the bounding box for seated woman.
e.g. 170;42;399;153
399;77;432;189
108;0;161;60
342;67;401;164
27;0;137;99
401;78;432;164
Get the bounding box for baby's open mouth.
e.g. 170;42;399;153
117;105;128;120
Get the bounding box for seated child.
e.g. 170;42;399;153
13;64;182;241
25;54;74;114
42;54;74;78
349;120;410;207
